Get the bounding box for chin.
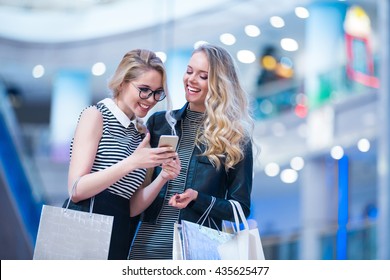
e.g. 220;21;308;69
186;93;198;101
135;110;148;118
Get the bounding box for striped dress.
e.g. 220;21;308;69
69;98;147;259
129;109;204;259
70;98;146;199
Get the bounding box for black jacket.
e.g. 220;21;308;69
141;103;253;229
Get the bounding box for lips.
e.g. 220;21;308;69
187;86;201;93
139;103;150;109
138;102;151;112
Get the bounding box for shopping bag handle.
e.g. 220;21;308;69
229;200;249;232
64;177;95;216
197;196;216;226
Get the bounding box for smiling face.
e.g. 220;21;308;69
118;69;162;119
183;51;209;112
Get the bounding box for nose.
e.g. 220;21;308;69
187;73;196;84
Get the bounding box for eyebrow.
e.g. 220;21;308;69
137;84;163;90
137;84;151;87
187;65;208;74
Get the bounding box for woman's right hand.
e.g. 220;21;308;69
160;156;181;180
130;133;178;169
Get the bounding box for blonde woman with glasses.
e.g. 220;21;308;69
65;49;181;259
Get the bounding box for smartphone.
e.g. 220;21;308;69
158;135;179;151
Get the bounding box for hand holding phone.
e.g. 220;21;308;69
158;135;179;151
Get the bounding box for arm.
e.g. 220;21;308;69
200;141;253;220
169;140;253;220
130;157;181;217
68;107;178;202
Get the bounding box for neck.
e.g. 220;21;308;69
114;98;135;120
188;103;205;113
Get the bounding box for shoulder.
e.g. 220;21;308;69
73;106;103;141
150;110;167;119
78;105;103;127
146;110;167;126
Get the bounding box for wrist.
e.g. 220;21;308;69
192;190;198;201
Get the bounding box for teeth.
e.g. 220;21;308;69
188;86;199;92
139;103;149;109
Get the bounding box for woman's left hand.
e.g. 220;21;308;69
168;188;198;209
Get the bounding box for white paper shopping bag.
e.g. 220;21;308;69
33;201;113;260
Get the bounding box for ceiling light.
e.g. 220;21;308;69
264;162;280;177
236;50;256;64
290;156;304;171
219;33;236;45
32;65;45;78
280;169;298;183
156;51;167;63
357;138;370;152
330;145;344;160
270;16;285;28
280;38;299;52
245;25;261;37
295;7;310;19
91;62;106;76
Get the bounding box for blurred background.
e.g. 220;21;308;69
1;0;389;260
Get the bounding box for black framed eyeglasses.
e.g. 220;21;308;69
131;83;166;102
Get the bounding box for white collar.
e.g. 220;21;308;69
98;98;138;130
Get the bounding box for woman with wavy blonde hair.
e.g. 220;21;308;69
196;44;254;171
129;44;254;260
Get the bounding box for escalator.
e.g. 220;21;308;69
0;84;44;259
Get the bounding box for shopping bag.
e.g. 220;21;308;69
172;198;265;260
33;182;114;260
172;222;184;260
179;219;234;260
217;200;265;260
172;196;234;260
33;204;113;260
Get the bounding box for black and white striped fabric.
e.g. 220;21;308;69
70;98;146;200
129;108;204;259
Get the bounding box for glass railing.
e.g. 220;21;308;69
320;221;377;260
261;221;377;260
262;233;300;260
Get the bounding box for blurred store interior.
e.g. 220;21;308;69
1;0;389;260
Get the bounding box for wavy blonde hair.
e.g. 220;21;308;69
108;49;172;131
194;44;254;171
